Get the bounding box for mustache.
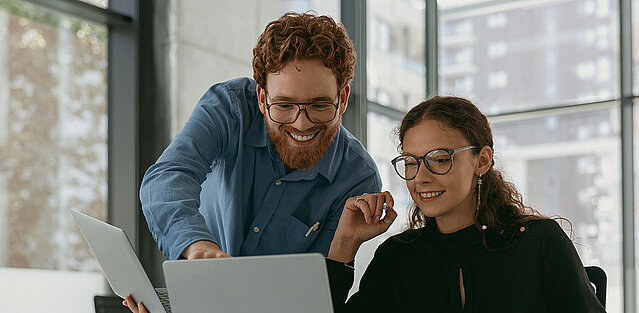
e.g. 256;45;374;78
279;124;326;135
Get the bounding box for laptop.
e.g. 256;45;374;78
69;210;171;313
72;210;334;313
163;253;334;313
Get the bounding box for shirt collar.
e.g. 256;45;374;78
244;113;270;148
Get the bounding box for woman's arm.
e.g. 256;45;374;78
326;191;397;312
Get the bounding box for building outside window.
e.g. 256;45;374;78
440;0;622;311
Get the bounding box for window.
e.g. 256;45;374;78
491;104;622;311
487;40;507;58
487;13;507;29
454;75;474;93
582;28;596;46
440;0;623;311
577;0;596;16
487;70;508;89
455;47;473;64
367;0;425;112
439;0;619;113
576;60;596;80
597;56;611;82
0;1;110;312
364;0;425;296
597;24;609;50
373;18;390;52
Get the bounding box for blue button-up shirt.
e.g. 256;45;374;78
140;77;382;260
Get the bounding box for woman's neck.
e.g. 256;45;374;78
435;213;474;234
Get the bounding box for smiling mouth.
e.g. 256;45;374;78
287;131;319;143
419;191;444;199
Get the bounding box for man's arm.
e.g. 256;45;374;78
140;82;246;260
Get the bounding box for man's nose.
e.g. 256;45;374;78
290;107;315;131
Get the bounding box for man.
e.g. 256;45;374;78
139;12;381;262
124;11;381;313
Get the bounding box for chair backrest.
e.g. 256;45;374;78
585;266;606;308
94;295;131;313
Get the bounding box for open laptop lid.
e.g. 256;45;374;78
163;253;334;313
70;210;167;313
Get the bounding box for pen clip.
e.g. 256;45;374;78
305;221;320;237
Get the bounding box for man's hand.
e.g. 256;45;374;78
182;240;231;259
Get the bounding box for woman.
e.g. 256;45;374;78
326;96;605;312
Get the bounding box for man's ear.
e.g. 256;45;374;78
476;146;493;176
256;84;266;115
339;85;350;114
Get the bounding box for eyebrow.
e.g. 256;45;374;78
270;95;336;102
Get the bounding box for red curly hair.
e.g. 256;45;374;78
252;12;356;91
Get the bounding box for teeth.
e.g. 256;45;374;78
419;191;443;198
290;132;316;142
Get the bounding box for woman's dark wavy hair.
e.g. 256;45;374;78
398;96;550;250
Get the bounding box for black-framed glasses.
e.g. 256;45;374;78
265;92;340;124
391;145;477;180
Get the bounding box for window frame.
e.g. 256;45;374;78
21;0;140;272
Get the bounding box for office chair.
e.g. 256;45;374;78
94;295;130;313
585;266;606;308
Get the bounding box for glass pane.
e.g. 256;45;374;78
491;104;622;312
367;0;426;112
358;0;426;295
439;0;619;114
78;0;108;9
0;0;108;312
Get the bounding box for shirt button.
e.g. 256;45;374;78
275;180;282;186
253;226;260;233
154;233;158;240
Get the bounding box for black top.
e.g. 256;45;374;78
327;219;606;313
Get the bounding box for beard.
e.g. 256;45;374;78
265;118;340;170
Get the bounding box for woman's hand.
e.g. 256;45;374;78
328;191;397;263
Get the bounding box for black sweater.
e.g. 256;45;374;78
327;219;606;313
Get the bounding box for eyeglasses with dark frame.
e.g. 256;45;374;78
391;145;477;180
264;92;340;124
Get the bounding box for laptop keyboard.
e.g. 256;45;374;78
155;288;172;313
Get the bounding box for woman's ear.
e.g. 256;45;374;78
476;146;493;176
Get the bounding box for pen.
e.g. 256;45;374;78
305;221;320;237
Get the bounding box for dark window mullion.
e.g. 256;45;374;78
619;0;636;311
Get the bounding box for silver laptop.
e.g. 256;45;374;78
70;210;171;313
163;253;334;313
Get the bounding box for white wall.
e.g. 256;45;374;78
169;0;282;135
